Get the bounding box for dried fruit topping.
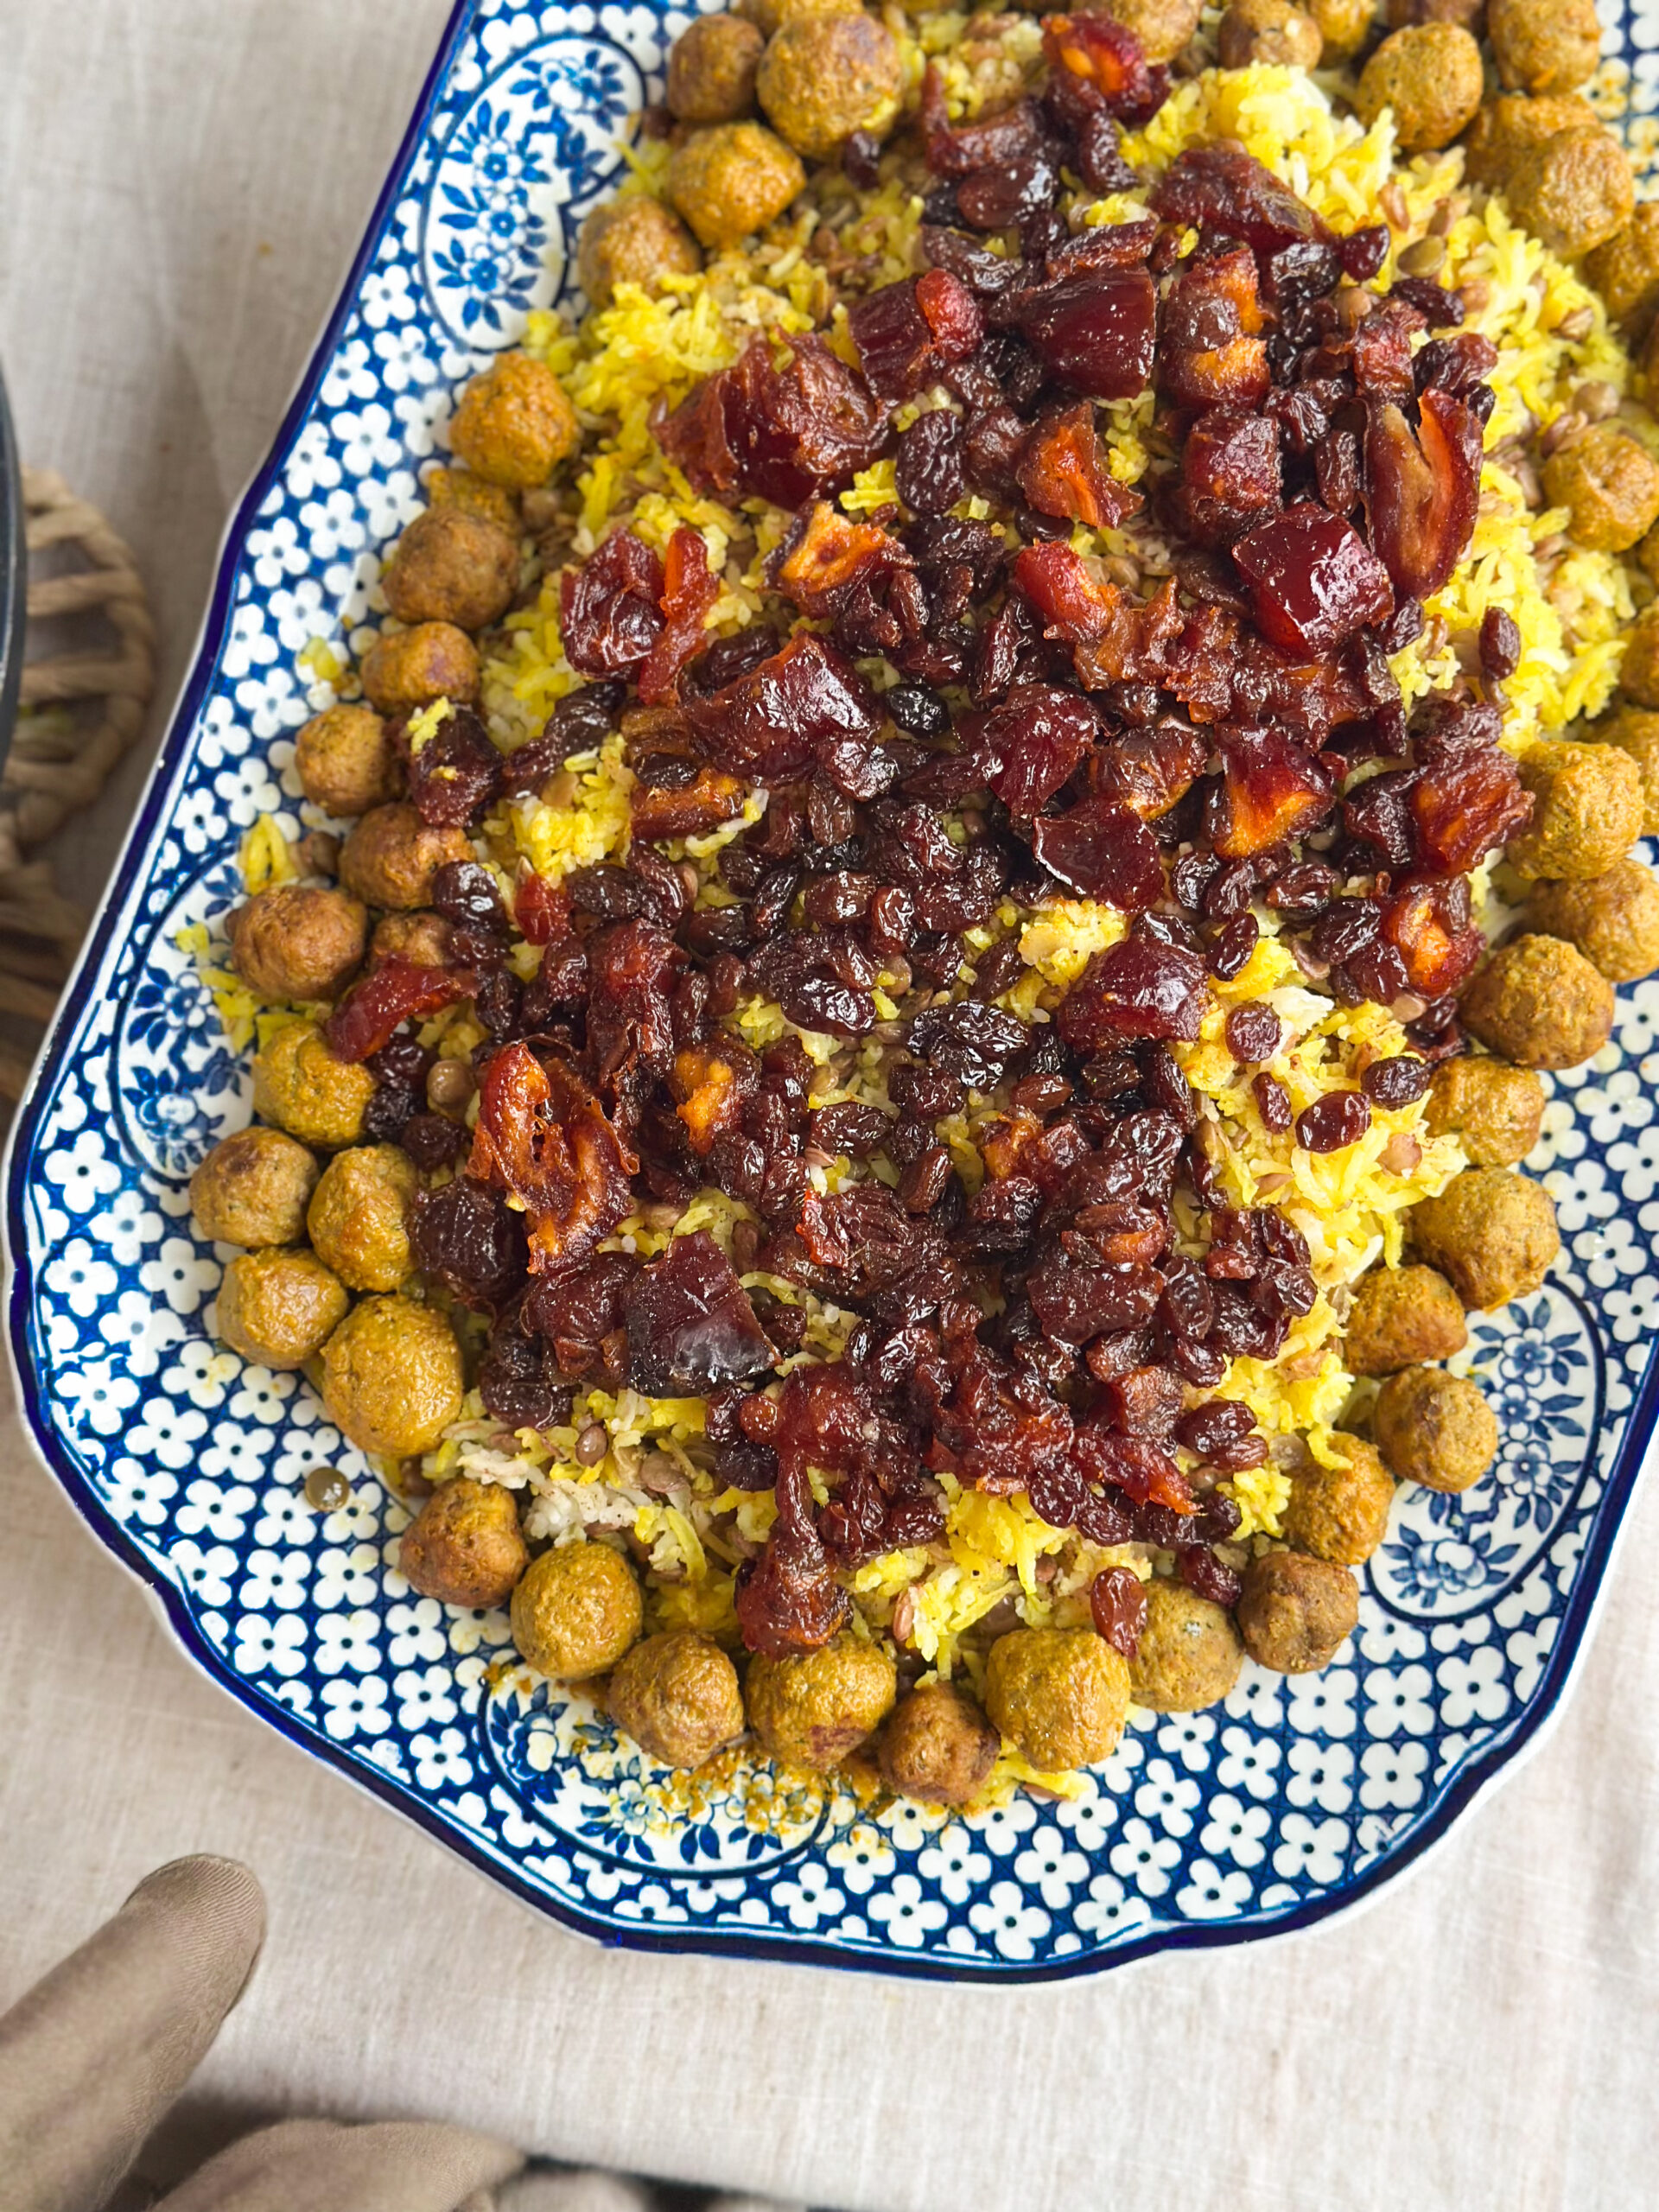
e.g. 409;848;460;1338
1017;403;1142;528
410;1178;529;1312
1058;938;1208;1048
325;957;475;1064
1031;791;1166;909
1211;727;1334;860
1041;13;1163;120
1156;245;1268;412
1148;144;1334;258
669;1037;760;1155
404;704;505;829
467;1042;637;1272
623;1230;775;1394
1232;503;1394;659
1014;270;1158;401
1173;408;1282;549
848;271;983;399
735;1462;853;1657
629;766;747;842
1294;1090;1371;1153
656;334;890;512
684;632;884;796
636;526;719;706
560;530;664;679
1363;391;1483;602
772;503;909;619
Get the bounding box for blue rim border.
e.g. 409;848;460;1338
5;0;1656;1981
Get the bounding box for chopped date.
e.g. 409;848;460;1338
1014;270;1158;401
962;682;1098;818
849;272;982;400
1156;245;1268;413
1210;728;1334;861
1149;143;1333;256
957;146;1063;231
560;530;664;678
409;1177;529;1312
629;766;747;842
735;1465;852;1657
1174;408;1281;548
1031;791;1166;911
772;502;909;619
636;526;719;705
1363;392;1483;602
325;957;475;1065
468;1042;636;1273
1233;504;1394;659
1017;404;1141;530
1041;12;1163;118
1379;877;1484;998
684;632;880;791
1409;739;1530;874
656;333;890;512
1058;938;1208;1049
623;1230;775;1395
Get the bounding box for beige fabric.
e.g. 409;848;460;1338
4;6;1659;2211
152;2120;522;2212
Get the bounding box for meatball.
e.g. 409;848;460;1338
306;1143;419;1293
228;885;367;1004
756;13;905;161
381;507;519;634
1236;1553;1359;1674
607;1630;747;1766
1425;1054;1546;1166
1374;1367;1501;1491
576;196;702;309
1529;860;1659;983
189;1126;319;1248
1605;706;1659;834
1585;206;1659;340
1386;0;1483;27
321;1294;464;1457
1488;0;1600;92
450;352;580;491
359;622;480;715
1283;1435;1395;1567
1089;0;1204;64
1126;1580;1244;1713
983;1628;1130;1773
371;910;454;967
1354;26;1484;156
1616;604;1659;711
1507;737;1644;882
1219;0;1323;67
251;1020;377;1150
668;14;766;123
399;1476;530;1609
1409;1166;1561;1308
747;1638;897;1770
1462;93;1600;188
1306;0;1374;54
339;803;474;912
1344;1262;1468;1376
510;1542;644;1680
295;703;403;817
879;1682;1000;1806
1503;129;1634;262
424;465;520;537
217;1249;347;1370
666;124;806;251
1541;424;1659;554
1460;933;1616;1068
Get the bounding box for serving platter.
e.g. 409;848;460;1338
9;0;1659;1981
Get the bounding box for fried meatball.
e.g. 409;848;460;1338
424;465;520;536
1460;933;1616;1068
607;1630;747;1766
1425;1054;1546;1166
1503;128;1635;261
1489;0;1600;92
1089;0;1204;63
1529;860;1659;983
1542;423;1659;554
371;910;454;967
1462;93;1600;188
878;1682;1000;1806
576;196;702;310
1344;1263;1469;1376
381;507;519;634
1616;605;1659;710
295;703;403;817
984;1628;1130;1772
215;1248;349;1370
1127;1580;1244;1713
1354;26;1484;155
1236;1552;1359;1674
747;1638;897;1770
756;14;904;162
1410;1166;1561;1308
1283;1435;1395;1567
669;14;766;123
189;1126;319;1248
306;1144;418;1294
450;352;580;491
1507;737;1644;882
321;1294;464;1457
1584;206;1659;340
251;1020;377;1150
399;1476;529;1609
666;124;806;251
1219;0;1323;67
510;1542;644;1680
339;802;474;912
228;885;367;1004
1387;0;1482;28
1306;0;1374;54
1604;706;1659;833
359;622;480;714
1374;1366;1501;1491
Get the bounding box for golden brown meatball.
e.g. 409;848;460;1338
1529;860;1659;983
1387;0;1482;27
747;1638;896;1769
1504;129;1634;261
1283;1436;1395;1567
1219;0;1323;67
878;1682;1000;1806
450;352;580;491
1354;25;1484;155
321;1294;464;1457
1306;0;1375;53
756;13;904;162
424;466;521;536
228;885;367;1004
189;1126;319;1248
576;196;702;309
339;802;474;912
1616;604;1659;710
1508;738;1645;881
666;124;806;251
1603;706;1659;833
511;1542;644;1679
1344;1262;1468;1376
607;1630;747;1766
1460;933;1616;1068
1462;93;1601;188
216;1249;349;1370
359;623;480;714
295;703;404;817
1542;424;1659;554
1127;1580;1244;1713
1087;0;1204;63
1410;1166;1561;1307
985;1629;1129;1772
1585;207;1659;340
251;1020;377;1151
669;14;766;123
306;1144;419;1294
399;1476;530;1609
1488;0;1599;92
381;507;519;634
1236;1553;1359;1673
1374;1366;1501;1491
1425;1054;1546;1166
371;910;454;967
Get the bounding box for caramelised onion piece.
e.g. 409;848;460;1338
1031;791;1166;910
1232;502;1395;659
1363;391;1484;601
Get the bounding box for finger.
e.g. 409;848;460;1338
151;2118;523;2212
0;1855;266;2212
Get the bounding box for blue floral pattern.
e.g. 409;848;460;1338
9;0;1659;1980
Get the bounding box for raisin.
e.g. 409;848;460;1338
1479;607;1522;685
1175;1400;1255;1456
1178;1546;1243;1608
399;1111;469;1171
480;1326;571;1432
1252;1072;1293;1133
895;410;967;515
1224;1003;1282;1063
1339;223;1389;282
1090;1567;1149;1656
1361;1053;1432;1107
899;1145;953;1214
1294;1090;1372;1153
409;1178;529;1311
1208;914;1258;982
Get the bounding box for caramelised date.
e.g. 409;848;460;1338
1363;391;1483;602
1014;270;1156;400
623;1230;775;1394
1057;938;1208;1047
1233;503;1394;658
1031;791;1166;910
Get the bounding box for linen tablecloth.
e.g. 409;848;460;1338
3;6;1658;2205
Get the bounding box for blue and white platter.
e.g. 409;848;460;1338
8;0;1659;1982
